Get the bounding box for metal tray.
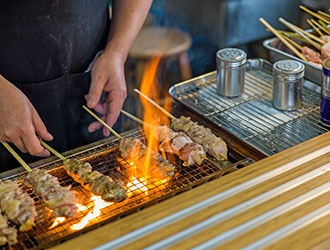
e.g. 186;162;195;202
263;37;322;86
169;58;329;156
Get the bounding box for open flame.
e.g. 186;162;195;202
49;56;173;232
71;196;113;231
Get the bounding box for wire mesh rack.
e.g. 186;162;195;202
169;59;329;156
1;130;253;250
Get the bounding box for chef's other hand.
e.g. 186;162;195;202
0;75;53;157
87;50;127;137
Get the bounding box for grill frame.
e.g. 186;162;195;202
169;58;329;156
0;130;253;250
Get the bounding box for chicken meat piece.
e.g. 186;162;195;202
0;215;17;246
321;42;330;59
154;126;206;166
302;46;322;64
171;116;228;161
0;180;37;232
63;159;127;202
321;35;330;43
119;138;175;179
23;169;78;217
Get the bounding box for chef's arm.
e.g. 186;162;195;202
86;0;152;135
104;0;153;61
0;74;52;156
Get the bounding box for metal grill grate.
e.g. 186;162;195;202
1;130;253;250
170;61;329;156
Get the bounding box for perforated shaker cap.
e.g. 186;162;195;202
216;48;247;67
273;60;305;81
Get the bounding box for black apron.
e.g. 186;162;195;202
0;0;110;170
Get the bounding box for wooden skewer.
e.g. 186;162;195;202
0;141;32;172
311;19;330;35
279;18;322;50
300;5;330;25
282;34;303;50
82;105;122;139
219;153;227;161
259;18;307;61
285;19;325;44
317;10;330;20
307;19;323;36
121;110;146;127
281;31;311;43
39;140;67;161
318;20;330;34
133;89;176;120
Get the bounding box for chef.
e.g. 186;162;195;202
0;0;153;170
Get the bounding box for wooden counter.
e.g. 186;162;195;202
52;131;330;250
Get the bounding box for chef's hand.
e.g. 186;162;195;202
86;50;127;136
0;75;53;156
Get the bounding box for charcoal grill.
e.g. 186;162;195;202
0;129;254;250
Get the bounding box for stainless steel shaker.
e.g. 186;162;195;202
216;48;247;97
272;60;305;111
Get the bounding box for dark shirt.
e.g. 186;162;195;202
0;0;110;83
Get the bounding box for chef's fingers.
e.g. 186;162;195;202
87;75;107;109
11;136;28;153
84;94;106;114
21;124;50;157
105;90;125;135
88;121;103;133
31;106;53;141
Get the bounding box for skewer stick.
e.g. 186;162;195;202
317;10;330;20
133;89;176;120
318;20;330;34
0;141;32;172
120;110;144;126
281;19;325;44
311;19;330;35
259;18;307;61
300;5;330;25
82;105;122;139
39;140;66;161
279;18;322;50
292;22;325;44
282;34;303;50
307;19;323;36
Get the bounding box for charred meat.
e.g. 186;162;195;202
63;159;127;202
0;215;17;246
0;180;37;232
119;137;175;179
23;169;78;218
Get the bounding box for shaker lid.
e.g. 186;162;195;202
273;60;305;79
216;48;247;66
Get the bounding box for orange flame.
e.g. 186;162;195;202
49;217;65;229
70;196;113;231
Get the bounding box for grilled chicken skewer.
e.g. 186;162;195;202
134;89;228;161
83;106;175;179
0;179;37;232
1;141;78;218
121;110;206;166
23;169;78;217
0;215;17;246
40;140;127;202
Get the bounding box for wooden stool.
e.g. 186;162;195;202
129;26;192;85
